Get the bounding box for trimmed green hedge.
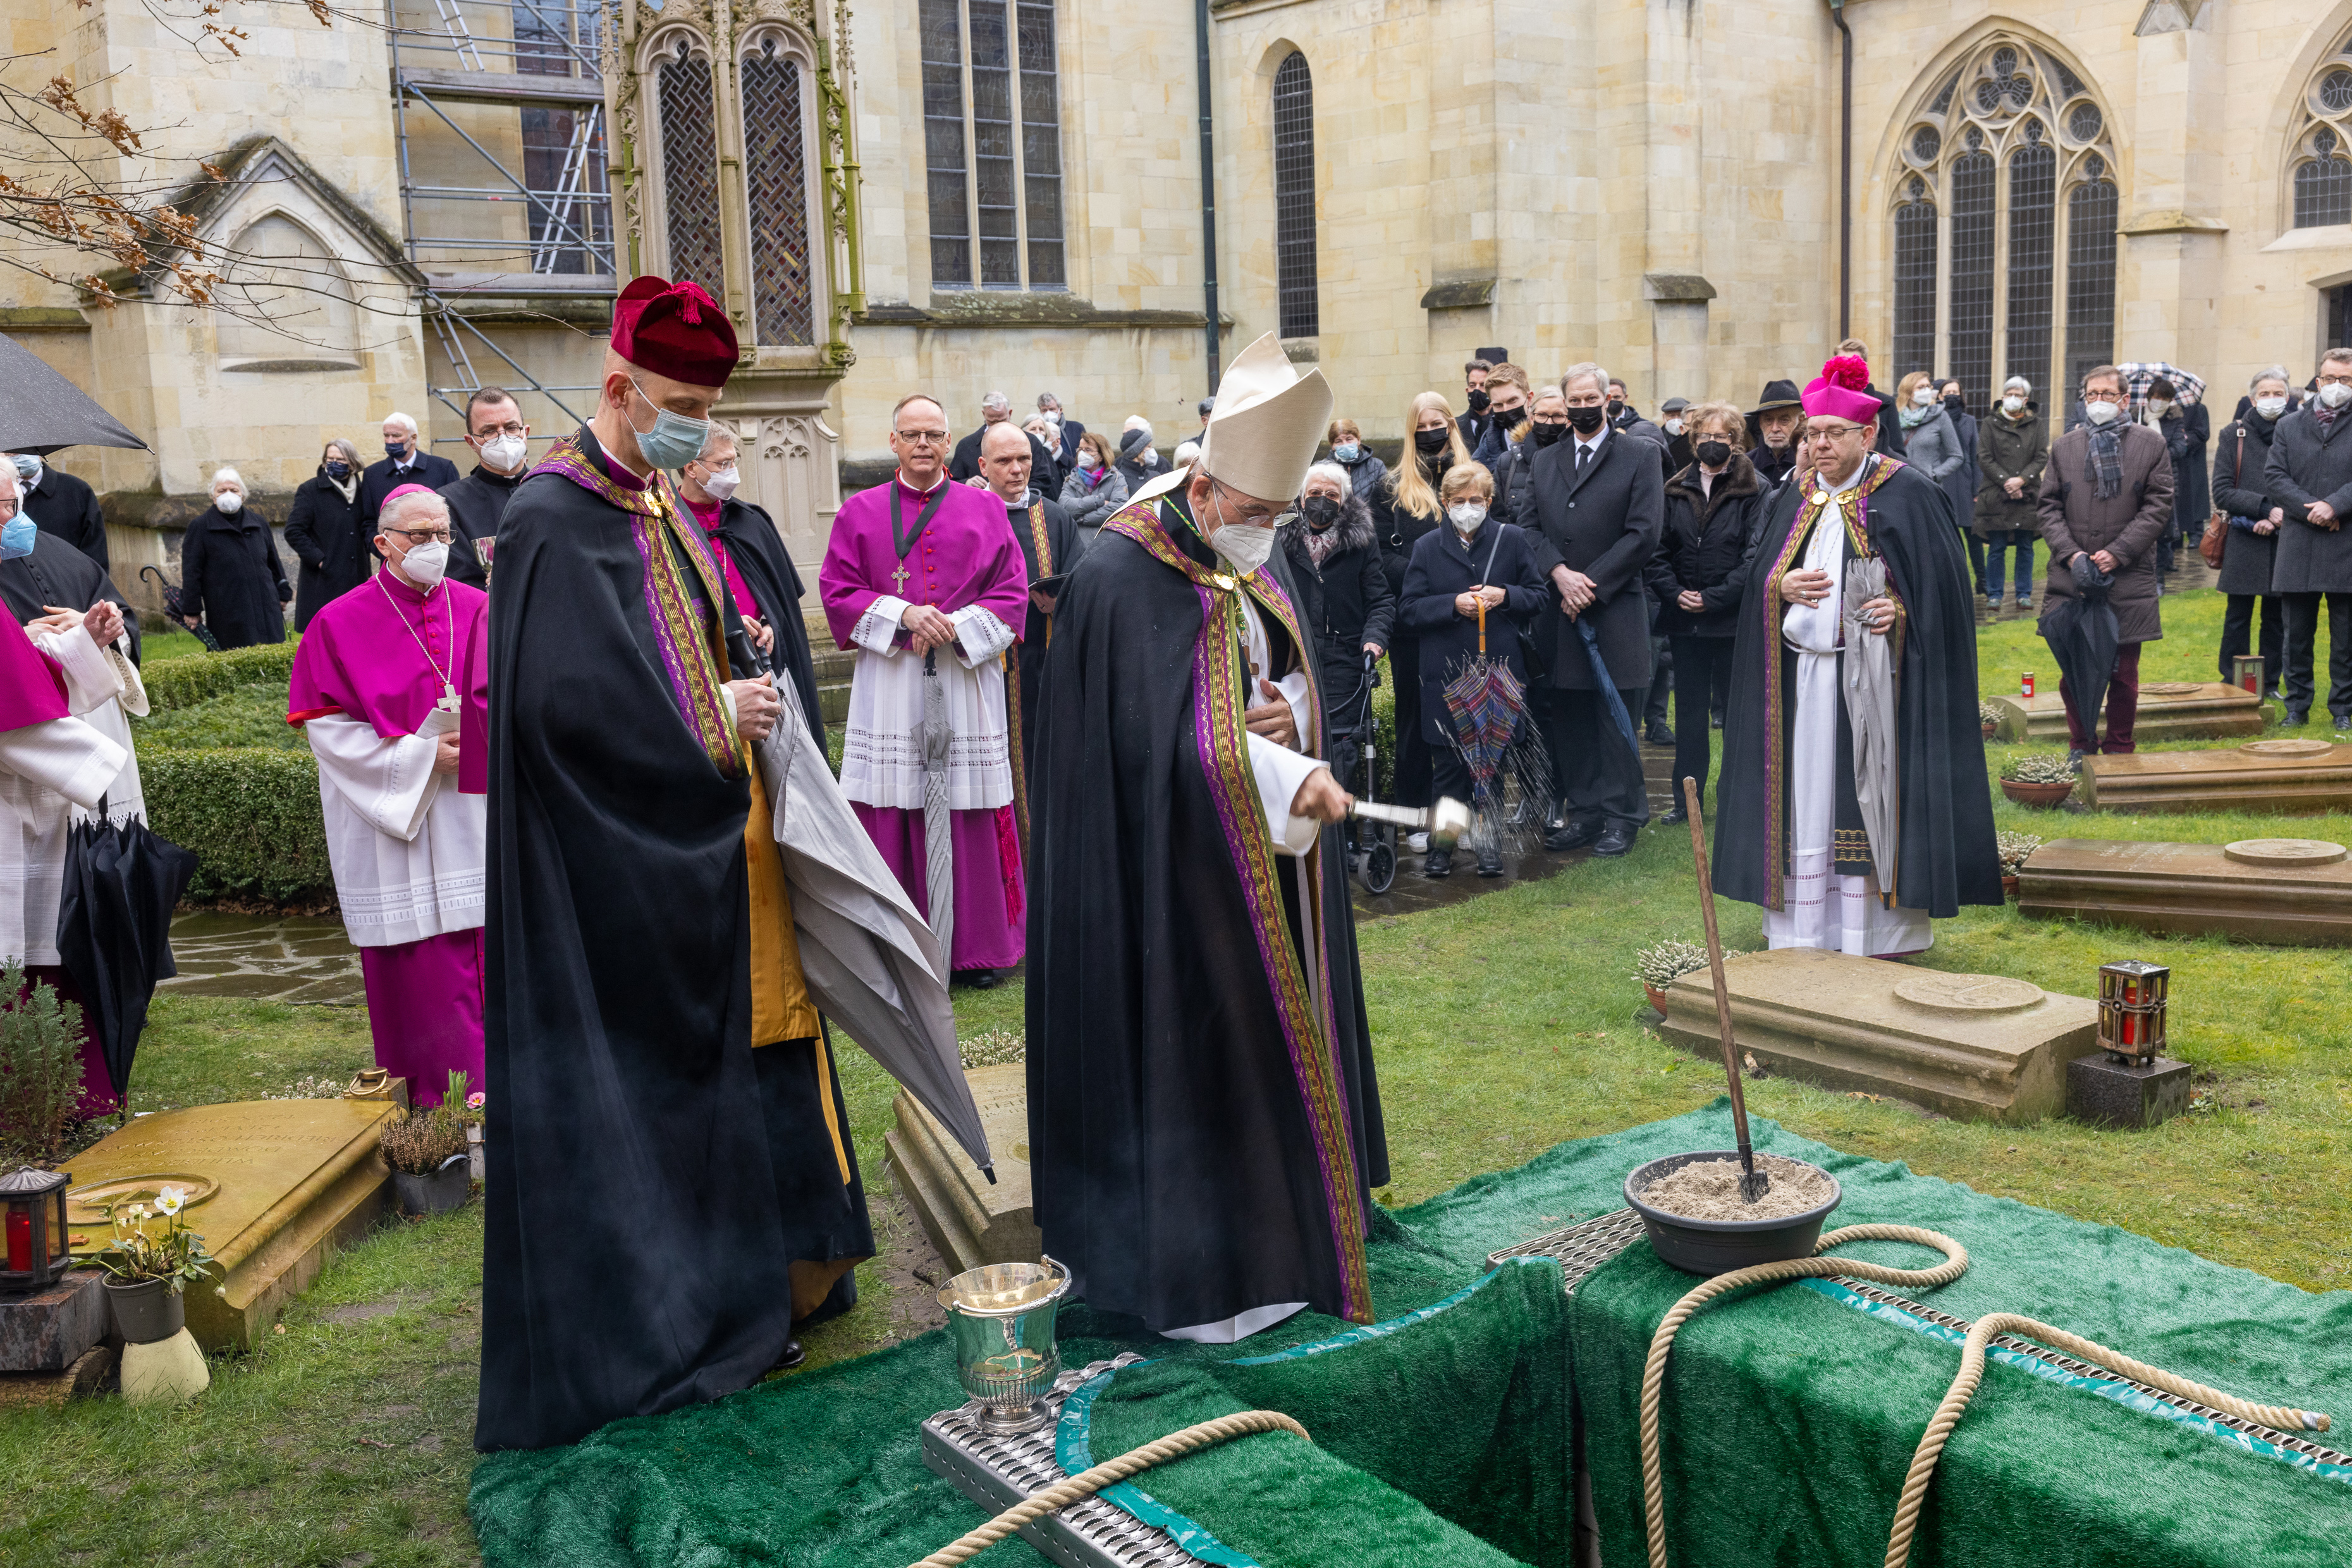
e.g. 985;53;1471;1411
141;640;298;710
143;747;333;902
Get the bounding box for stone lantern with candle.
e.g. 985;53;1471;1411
0;1167;70;1292
2066;960;2190;1128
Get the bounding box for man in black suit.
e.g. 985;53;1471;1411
1457;356;1497;451
360;410;462;532
1037;391;1086;481
1522;362;1665;858
949;390;1055;484
6;452;109;569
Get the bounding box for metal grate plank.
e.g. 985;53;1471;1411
742;39;815;345
657;41;725;300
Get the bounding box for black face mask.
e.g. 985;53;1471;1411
1695;439;1732;468
1466;386;1490;413
1529;420;1570;448
1496;408;1528;435
1943;394;1966;413
1414;427;1453;456
1605;399;1626;421
1301;494;1341;530
1565;405;1607;435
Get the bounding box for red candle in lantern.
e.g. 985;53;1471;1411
2021;671;2035;699
5;1205;28;1275
2122;976;2141;1046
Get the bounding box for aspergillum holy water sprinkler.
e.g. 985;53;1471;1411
1351;795;1472;850
1679;776;1767;1205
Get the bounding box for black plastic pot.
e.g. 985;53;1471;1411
393;1154;471;1217
105;1276;186;1344
1624;1151;1841;1277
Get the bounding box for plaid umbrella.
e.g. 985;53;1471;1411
2115;361;2207;416
1440;599;1528;810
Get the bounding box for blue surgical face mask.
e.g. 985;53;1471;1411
1332;442;1361;464
10;455;37;484
627;377;713;471
1;515;35;560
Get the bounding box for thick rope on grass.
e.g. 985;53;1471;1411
908;1408;1311;1568
1636;1223;2334;1568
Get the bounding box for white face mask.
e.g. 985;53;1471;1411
1043;409;1062;426
2255;395;2289;419
479;433;529;472
2084;400;2120;426
1913;386;1938;407
2322;383;2352;410
1448;501;1487;535
2002;395;2027;415
1204;490;1277;576
216;491;243;514
2147;400;2172;419
400;540;450;589
1663;419;1684;437
699;464;741;502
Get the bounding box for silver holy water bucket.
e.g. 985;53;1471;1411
937;1255;1071;1435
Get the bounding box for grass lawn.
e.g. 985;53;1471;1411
4;579;2346;1567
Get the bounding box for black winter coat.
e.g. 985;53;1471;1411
436;465;526;592
1373;451;1457;604
1519;429;1665;690
1397;518;1548;747
359;450;462;530
20;464;107;569
1655;455;1768;640
1280;491;1395;720
1973;406;2048;534
2157;402;2212;534
2263;407;2352;596
2212;412;2284;597
178;504;290;648
284;470;369;629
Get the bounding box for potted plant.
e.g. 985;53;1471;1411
381;1101;472;1217
1997;830;2042;898
82;1185;217;1344
1978;699;2002;739
1634;940;1712;1014
1999;752;2077;807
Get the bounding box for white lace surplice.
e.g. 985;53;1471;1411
1762;462;1930;959
0;627;134;964
838;597;1018;812
305;709;486;948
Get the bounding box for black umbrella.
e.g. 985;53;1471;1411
2041;554;2120;749
0;334;148;456
56;811;198;1099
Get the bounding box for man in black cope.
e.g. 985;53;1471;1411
476;275;872;1452
0;514;140;662
8;453;109;568
975;422;1080;789
1028;331;1384;1344
435;387;534;589
1522;362;1665;859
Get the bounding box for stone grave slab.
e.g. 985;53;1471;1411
885;1063;1039;1278
62;1099;398;1351
1991;680;2267;744
2082;738;2352;815
1655;948;2100;1123
2017;837;2352;945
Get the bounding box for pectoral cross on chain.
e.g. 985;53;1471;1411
891;562;912;594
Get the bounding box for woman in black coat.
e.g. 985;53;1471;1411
1653;403;1769;822
1373;391;1473;812
283;438;369;630
2212;367;2293;695
1283;461;1395;790
1397;464;1547;878
178;466;291;649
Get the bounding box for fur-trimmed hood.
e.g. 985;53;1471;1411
1283;488;1378;568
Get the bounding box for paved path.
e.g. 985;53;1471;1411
160;912;364;1004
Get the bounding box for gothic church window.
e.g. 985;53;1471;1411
1887;40;2116;417
742;35;815;345
656;35;725;299
920;0;1065;290
1273;51;1318;340
2291;51;2352;228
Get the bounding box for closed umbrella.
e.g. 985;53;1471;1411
728;630;992;1177
2042;554;2121;749
920;649;955;963
56;810;199;1099
1840;558;1899;885
1574;618;1639;750
0;334;147;455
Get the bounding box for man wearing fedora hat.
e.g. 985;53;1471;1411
1027;331;1386;1344
1748;380;1806;486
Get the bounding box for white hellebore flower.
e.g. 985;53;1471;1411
127;1203;149;1220
155;1186;187;1216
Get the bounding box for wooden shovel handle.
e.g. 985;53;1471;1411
1681;776;1754;1144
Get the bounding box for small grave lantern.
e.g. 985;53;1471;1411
2233;655;2265;695
2097;961;2169;1064
0;1167;71;1292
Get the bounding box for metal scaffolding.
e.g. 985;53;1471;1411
388;0;616;442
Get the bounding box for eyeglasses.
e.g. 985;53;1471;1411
386;527;453;544
2320;371;2352;388
472;421;527;439
895;429;950;445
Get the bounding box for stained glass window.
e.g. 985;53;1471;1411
2004;136;2056;403
2064;174;2117;394
920;0;969;285
1892;181;1938;383
1273;51;1318;339
1947;152;1995;412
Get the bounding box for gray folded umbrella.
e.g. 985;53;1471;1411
1840;558;1899;885
751;667;993;1178
921;649;955;962
0;334;147;455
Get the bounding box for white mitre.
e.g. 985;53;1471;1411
1194;332;1334;503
